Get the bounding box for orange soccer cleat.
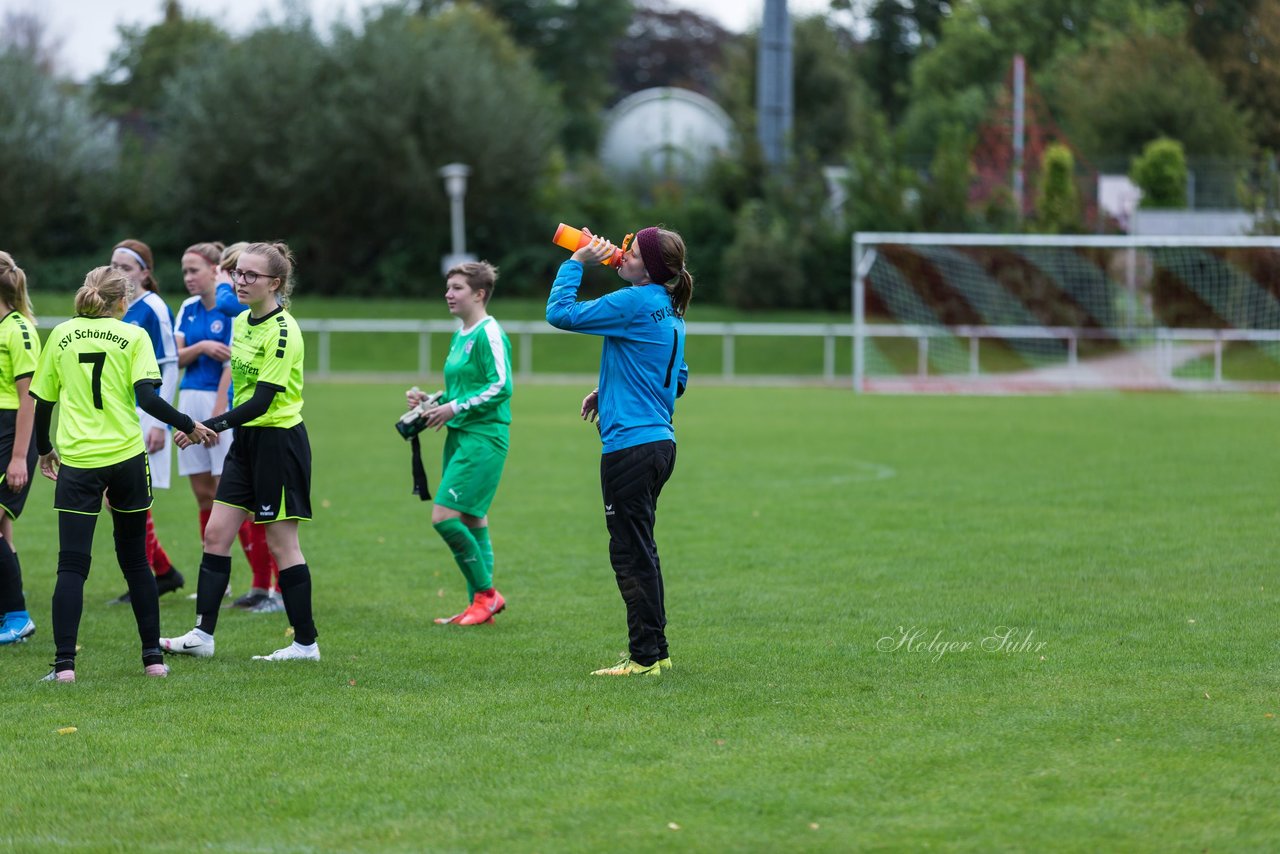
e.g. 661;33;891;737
455;588;506;626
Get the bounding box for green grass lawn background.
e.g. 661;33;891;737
1;383;1277;851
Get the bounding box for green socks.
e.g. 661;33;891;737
433;518;493;594
471;526;495;599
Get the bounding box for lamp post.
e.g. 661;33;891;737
439;162;477;274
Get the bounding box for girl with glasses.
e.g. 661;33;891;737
175;242;281;612
163;242;319;662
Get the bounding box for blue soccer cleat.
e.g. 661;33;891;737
0;611;35;645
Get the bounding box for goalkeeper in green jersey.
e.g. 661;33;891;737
407;261;513;626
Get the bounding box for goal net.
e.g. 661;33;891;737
852;233;1280;393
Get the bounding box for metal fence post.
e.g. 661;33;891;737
823;330;835;382
318;327;331;378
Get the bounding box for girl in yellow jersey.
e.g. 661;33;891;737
0;252;40;646
30;267;215;682
163;242;320;662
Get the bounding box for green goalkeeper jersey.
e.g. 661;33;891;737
444;316;512;444
0;311;40;410
230;306;304;428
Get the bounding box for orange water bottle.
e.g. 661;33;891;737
552;223;632;267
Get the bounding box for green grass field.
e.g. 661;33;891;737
1;384;1277;851
1174;342;1280;382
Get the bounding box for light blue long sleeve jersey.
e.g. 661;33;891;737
547;259;688;454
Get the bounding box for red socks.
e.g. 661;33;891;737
145;510;173;576
238;519;279;591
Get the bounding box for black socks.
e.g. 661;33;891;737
195;553;233;635
277;563;317;645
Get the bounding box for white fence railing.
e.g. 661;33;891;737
38;316;1280;389
295;319;857;382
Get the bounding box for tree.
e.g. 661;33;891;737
1184;0;1261;61
1131;137;1188;208
611;0;734;97
717;14;874;165
899;0;1147;154
721;199;803;309
841;111;920;232
1;9;64;77
921;123;975;231
155;4;563;295
0;48;118;256
860;0;913;121
92;0;230;119
1046;33;1251;159
1189;1;1280;150
458;0;633;153
1035;143;1081;232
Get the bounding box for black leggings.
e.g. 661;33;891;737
51;509;161;664
600;440;677;666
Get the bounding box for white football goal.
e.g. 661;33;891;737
852;233;1280;393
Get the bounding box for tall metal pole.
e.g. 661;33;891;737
1012;54;1025;221
757;0;792;170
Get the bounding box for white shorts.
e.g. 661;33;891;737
137;409;171;490
176;389;233;477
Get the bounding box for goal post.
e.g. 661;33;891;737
852;232;1280;393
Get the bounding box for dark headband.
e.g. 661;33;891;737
635;227;675;285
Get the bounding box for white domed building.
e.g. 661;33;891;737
599;87;736;180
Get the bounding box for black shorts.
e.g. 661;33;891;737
54;452;153;515
216;423;312;523
0;409;37;519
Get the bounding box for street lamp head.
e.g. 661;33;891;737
439;163;471;200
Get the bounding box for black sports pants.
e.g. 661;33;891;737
600;440;676;666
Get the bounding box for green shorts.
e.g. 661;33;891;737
436;429;507;517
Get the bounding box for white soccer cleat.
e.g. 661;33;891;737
160;629;215;658
252;641;320;662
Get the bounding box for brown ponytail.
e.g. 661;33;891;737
657;228;693;317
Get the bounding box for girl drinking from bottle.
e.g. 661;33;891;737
546;226;691;677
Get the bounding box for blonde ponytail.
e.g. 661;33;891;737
75;266;131;317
